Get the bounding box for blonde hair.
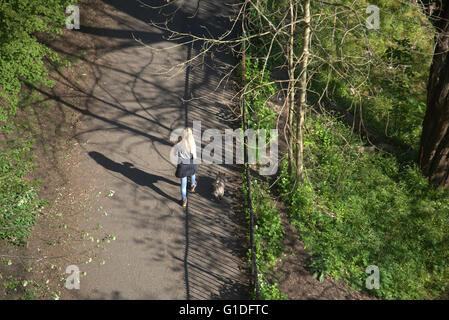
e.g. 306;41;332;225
181;128;196;158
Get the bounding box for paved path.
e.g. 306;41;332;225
66;0;248;299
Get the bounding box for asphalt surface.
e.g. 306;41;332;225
65;0;248;299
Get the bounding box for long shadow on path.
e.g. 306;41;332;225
89;151;179;204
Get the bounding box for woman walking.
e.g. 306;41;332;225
175;128;198;207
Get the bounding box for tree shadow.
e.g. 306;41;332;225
34;0;248;300
89;151;179;203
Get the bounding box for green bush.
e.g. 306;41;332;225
0;0;74;244
239;56;277;136
309;1;433;150
277;114;449;299
0;138;47;244
242;0;445;300
0;0;76;126
252;179;284;273
257;274;288;300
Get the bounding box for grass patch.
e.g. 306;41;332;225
277;113;449;299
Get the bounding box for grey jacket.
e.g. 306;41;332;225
176;142;197;164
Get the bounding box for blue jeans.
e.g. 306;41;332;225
181;174;196;201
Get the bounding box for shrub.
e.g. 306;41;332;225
0;0;76;125
277;114;449;299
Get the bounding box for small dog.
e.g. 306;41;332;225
212;172;226;200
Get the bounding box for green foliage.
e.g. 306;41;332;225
255;274;288;300
245;0;288;66
1;275;42;299
241;15;287;298
277;113;449;299
238;54;277;163
0;137;47;244
241;57;277;133
242;174;286;300
0;1;70;243
243;0;445;301
21;288;37;300
247;178;284;273
309;0;433;149
0;0;76;124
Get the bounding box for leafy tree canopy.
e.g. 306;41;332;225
0;0;75;127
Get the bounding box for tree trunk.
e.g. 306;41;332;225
295;0;311;183
287;0;296;175
419;1;449;189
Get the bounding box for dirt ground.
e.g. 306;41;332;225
1;0;376;300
